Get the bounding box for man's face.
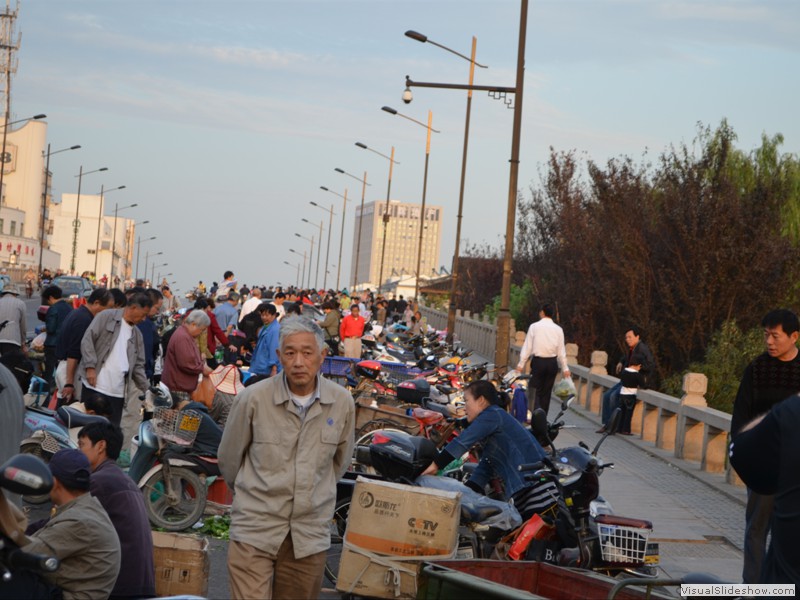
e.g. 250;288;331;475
185;322;208;339
124;304;150;326
78;436;104;471
764;325;799;361
278;332;326;390
624;330;640;349
149;298;163;317
260;310;276;325
351;307;360;318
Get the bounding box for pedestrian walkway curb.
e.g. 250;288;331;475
567;402;747;509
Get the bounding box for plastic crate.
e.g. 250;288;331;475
597;523;651;564
322;356;358;377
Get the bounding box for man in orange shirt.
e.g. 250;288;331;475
339;305;365;359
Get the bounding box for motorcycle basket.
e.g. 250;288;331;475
152;407;202;446
596;514;652;565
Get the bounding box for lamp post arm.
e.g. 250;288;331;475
405;76;514;95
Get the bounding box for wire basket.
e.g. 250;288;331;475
152;407;202;446
597;523;651;564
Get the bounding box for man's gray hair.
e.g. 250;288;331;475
279;315;325;352
185;309;211;328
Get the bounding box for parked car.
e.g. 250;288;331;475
50;276;93;308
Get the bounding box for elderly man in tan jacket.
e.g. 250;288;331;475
219;315;354;600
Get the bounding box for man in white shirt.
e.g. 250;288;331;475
516;303;571;416
78;293;152;427
239;287;263;324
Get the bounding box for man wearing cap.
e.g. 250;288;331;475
0;284;26;356
23;449;121;600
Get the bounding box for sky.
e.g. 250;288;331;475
10;0;800;294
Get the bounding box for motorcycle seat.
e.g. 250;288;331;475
420;399;453;419
595;514;653;530
460;504;502;525
57;406;108;428
410;407;444;426
436;385;457;396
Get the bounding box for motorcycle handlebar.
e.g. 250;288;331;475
2;546;59;573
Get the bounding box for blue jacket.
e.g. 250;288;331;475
250;320;281;376
443;405;547;498
44;300;73;348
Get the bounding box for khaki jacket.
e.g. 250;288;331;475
218;373;354;558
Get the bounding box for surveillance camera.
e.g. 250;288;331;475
402;87;413;104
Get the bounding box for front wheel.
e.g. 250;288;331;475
142;466;207;531
324;498;351;586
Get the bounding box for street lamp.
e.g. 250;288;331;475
403;0;529;370
110;200;136;285
301;218;323;290
308;202;334;291
143;250;162;284
318;185;347;292
284;260;300;288
151;262;168;286
294;233;314;289
135;235;155;280
334;168;370;291
405;29;487;344
0;113;46;208
70;166;108;272
39;143;81;276
355;142;400;294
289;248;307;289
93;185;127;277
382;105;440;301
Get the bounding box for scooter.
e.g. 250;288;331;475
0;454;60;596
129;384;226;531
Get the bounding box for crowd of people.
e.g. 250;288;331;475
0;267;797;595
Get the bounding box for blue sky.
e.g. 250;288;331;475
12;0;800;293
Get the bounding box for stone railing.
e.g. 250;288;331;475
570;353;739;486
419;301;739;485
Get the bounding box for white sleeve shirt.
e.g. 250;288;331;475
517;317;568;372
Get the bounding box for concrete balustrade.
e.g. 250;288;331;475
417;301;739;484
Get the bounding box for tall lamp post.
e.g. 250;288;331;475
405;30;487;344
151;262;168;286
382;106;440;301
355;142;399;294
109;201;137;284
0;113;46;207
403;0;529;370
143;250;162;284
289;248;307;289
334;168;370;291
92;185;127;277
294;232;314;289
284;260;300;288
308;201;334;291
39;143;81;276
301;218;323;290
70;166;108;272
135;234;155;280
318;187;350;292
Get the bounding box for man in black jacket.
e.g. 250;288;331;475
731;308;800;584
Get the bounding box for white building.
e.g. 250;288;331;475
48;193;135;279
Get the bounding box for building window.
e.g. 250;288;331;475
10;221;15;236
87;249;96;255
0;219;3;234
47;220;54;235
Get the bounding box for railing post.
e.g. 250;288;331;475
676;373;708;461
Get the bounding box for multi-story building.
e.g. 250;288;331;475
349;199;442;291
47;193;135;280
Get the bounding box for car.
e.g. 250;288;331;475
51;276;94;307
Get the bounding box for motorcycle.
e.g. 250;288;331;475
0;454;60;597
129;385;224;531
529;407;659;577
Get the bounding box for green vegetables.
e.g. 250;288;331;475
197;515;231;540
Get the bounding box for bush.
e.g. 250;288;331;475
661;320;763;413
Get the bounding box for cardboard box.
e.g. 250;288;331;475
152;531;209;597
336;478;461;599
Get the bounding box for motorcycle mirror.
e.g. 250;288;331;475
531;409;551;447
592;407;622;455
0;454;53;496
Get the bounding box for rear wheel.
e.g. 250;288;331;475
142;466;207;531
19;443;53;504
324;498;351;586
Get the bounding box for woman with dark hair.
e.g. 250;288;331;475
422;380;561;521
194;296;229;367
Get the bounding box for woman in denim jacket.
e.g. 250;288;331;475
423;380;560;520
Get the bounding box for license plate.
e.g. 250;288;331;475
645;542;660;565
455;546;474;560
